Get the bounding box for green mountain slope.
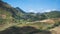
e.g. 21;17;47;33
0;0;26;24
43;11;60;18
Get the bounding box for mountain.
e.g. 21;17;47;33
0;0;26;25
43;11;60;18
0;0;39;25
0;0;60;25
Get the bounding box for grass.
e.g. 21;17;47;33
0;22;53;31
16;22;54;30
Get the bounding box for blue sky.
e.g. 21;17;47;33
3;0;60;13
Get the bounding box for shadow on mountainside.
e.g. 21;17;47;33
0;26;51;34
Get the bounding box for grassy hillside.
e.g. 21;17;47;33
0;26;51;34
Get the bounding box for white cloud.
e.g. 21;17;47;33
45;9;51;12
28;9;37;13
43;9;57;12
27;9;57;13
29;9;34;12
51;9;57;11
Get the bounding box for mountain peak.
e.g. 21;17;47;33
16;7;25;13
